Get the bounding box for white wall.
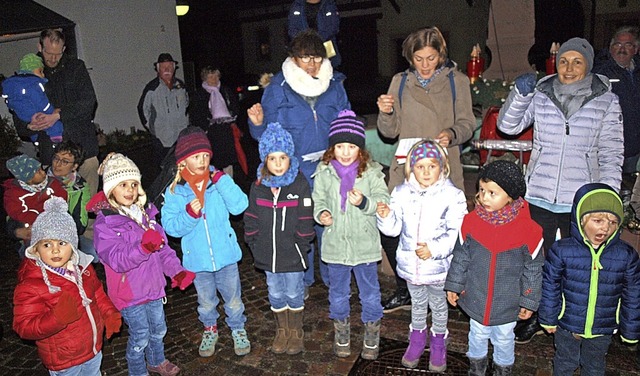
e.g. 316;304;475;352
0;0;184;134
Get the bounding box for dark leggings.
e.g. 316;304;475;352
529;204;571;254
380;232;407;292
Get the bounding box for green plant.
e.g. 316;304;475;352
98;128;155;154
470;77;514;109
0;115;22;158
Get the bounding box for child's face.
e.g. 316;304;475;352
412;158;441;188
51;151;78;177
27;168;46;185
111;179;140;208
582;213;619;248
33;67;45;78
333;142;360;166
265;152;290;176
478;180;512;212
184;152;211;176
34;238;73;268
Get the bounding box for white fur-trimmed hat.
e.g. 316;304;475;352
99;153;141;197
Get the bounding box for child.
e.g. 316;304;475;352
377;139;467;371
244;122;315;355
312;109;390;360
539;183;640;375
161;127;251;358
445;160;543;376
13;196;121;375
89;153;194;376
47;140;98;262
1;53;64;143
3;154;67;258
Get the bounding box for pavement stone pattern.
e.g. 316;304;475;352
1;219;639;375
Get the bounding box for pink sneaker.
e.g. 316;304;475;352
147;359;180;376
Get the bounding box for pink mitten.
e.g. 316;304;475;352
171;270;196;290
141;229;163;253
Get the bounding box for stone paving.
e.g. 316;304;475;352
1;220;639;375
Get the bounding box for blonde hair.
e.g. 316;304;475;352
580;212;620;229
404;139;450;181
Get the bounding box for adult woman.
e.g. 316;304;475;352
498;37;623;342
191;66;243;177
376;26;475;312
247;29;350;291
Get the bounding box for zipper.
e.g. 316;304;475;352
202;211;217;270
272;195;277;272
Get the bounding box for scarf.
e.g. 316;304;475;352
475;197;525;226
19;176;48;193
553;74;593;119
330;159;360;212
181;168;208;206
47;168;76;189
258;155;300;188
202;81;231;120
282;57;333;97
413;65;446;88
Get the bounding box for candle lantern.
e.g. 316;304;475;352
545;42;559;75
467;45;481;84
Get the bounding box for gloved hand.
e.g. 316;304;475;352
141;229;164;253
52;291;82;325
514;73;537;96
171;270;196;290
104;312;122;339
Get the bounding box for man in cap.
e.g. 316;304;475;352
137;53;189;163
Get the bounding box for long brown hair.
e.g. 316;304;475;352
321;146;371;178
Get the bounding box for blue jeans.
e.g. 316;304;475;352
48;351;102;376
120;299;167;376
467;319;516;367
304;224;330;287
327;262;383;323
79;235;99;263
192;263;246;330
265;271;304;310
553;327;612;376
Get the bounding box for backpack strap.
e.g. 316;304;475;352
398;72;408;109
398;70;456;113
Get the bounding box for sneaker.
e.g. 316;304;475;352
304;285;310;300
199;325;218;357
514;314;543;344
232;328;251;356
147;359;180;376
382;290;411;313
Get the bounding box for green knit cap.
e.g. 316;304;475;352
19;53;44;73
578;188;624;223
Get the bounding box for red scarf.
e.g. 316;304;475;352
180;169;208;206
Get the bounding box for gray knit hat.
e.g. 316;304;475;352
557;37;594;73
26;196;79;253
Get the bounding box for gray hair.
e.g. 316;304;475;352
610;26;639;47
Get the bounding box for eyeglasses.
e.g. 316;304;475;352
298;55;323;64
612;42;636;49
52;156;74;166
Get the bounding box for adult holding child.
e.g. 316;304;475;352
376;26;475;312
498;37;624;343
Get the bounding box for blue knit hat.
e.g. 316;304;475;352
259;122;295;161
6;154;41;182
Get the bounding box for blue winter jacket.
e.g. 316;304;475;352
539;183;640;341
288;0;341;67
249;71;350;188
161;170;248;273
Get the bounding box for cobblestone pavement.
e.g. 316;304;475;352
1;218;639;375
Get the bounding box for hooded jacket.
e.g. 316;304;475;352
539;183;640;341
13;248;118;371
90;193;186;310
378;177;467;285
3;177;67;225
161;170;248;273
497;74;623;213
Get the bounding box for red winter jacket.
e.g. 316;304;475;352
3;178;67;225
13;258;118;371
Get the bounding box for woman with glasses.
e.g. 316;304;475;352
247;29;350;292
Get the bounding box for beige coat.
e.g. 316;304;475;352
377;65;475;192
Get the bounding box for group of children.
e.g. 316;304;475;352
7;104;640;376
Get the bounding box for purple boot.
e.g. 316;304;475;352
429;329;448;372
401;326;427;368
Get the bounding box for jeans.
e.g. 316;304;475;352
265;271;304;310
529;204;571;252
467;319;516;367
327;262;383;323
193;263;246;330
407;282;448;333
78;235;99;263
304;224;330;287
553;327;611;376
120;299;167;376
48;351;102;376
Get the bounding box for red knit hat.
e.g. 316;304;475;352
175;127;212;164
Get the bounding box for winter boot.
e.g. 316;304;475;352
401;325;427;368
492;362;512;376
333;317;351;357
199;325;219;357
271;306;290;354
287;307;304;355
468;356;488;376
361;320;381;360
429;329;448;372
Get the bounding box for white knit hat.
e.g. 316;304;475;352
99;153;141;197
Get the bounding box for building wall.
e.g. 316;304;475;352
0;0;184;134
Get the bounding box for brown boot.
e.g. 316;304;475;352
287;307;304;355
271;307;290;354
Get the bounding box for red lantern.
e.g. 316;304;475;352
545;42;559;75
467;45;481;84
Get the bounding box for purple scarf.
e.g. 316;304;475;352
202;81;231;120
330;159;360;212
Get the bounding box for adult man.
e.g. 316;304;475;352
11;29;99;196
594;26;640;177
137;53;189;162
